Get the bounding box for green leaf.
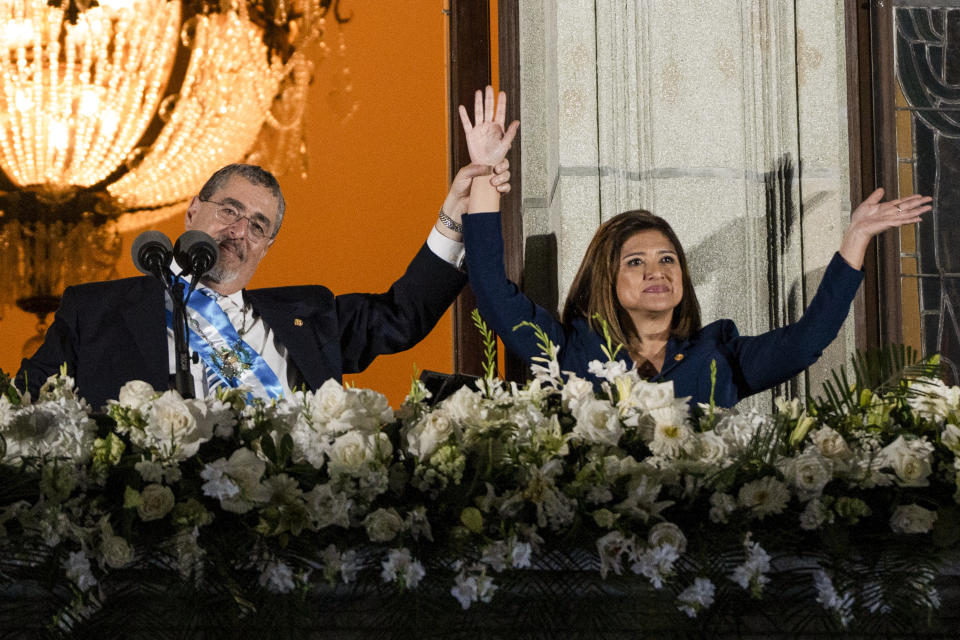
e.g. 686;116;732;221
123;486;142;509
279;433;294;467
460;507;483;534
261;434;278;465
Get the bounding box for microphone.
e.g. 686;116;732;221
131;231;173;278
174;230;220;278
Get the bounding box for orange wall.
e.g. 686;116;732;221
0;1;453;407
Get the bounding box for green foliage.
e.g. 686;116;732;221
471;309;499;381
811;344;940;421
591;312;623;361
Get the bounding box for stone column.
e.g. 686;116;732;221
518;0;854;410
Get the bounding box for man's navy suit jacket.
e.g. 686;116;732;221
16;243;466;410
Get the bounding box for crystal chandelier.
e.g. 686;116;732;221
0;0;344;349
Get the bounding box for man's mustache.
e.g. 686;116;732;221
216;237;246;261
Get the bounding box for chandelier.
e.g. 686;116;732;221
0;0;346;351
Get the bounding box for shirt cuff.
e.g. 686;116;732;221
427;225;465;269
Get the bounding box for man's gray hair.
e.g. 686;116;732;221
198;163;286;238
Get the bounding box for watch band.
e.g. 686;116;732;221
437;209;464;234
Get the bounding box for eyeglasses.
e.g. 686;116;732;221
199;197;274;242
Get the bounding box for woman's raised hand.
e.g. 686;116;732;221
839;188;932;269
459;86;520;167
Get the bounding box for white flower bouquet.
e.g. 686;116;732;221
1;338;960;637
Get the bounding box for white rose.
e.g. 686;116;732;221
572;398;623;447
101;534;134;568
880;436;934;487
137;483;175;521
363;508;404;542
810;427;851;460
405;412;456;461
648;522;687;554
306;380;349;427
328;431;391;474
695;432;729;465
890;504;937;534
117;380;157;410
777;449;832;498
143;391;211;459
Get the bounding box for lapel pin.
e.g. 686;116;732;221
674;353;684;362
294;318;304;327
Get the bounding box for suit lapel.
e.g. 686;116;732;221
246;290;329;391
122;278;169;389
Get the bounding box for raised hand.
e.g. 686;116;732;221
839;188;932;269
442;160;511;222
458;86;520;166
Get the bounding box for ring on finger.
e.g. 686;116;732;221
896;205;903;214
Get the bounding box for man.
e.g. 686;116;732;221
16;159;511;410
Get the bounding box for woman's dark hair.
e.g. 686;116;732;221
561;209;701;352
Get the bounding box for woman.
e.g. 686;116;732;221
453;88;931;407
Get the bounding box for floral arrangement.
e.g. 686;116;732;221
2;331;960;636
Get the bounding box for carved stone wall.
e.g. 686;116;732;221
518;0;854;409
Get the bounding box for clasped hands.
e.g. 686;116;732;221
440;87;521;228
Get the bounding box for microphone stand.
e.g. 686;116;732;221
169;274;196;399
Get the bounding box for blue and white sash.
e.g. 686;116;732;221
165;283;283;400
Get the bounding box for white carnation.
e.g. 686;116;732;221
562;376;597;413
439;386;483;423
304;483;352;529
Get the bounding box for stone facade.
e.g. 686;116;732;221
517;0;855;410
